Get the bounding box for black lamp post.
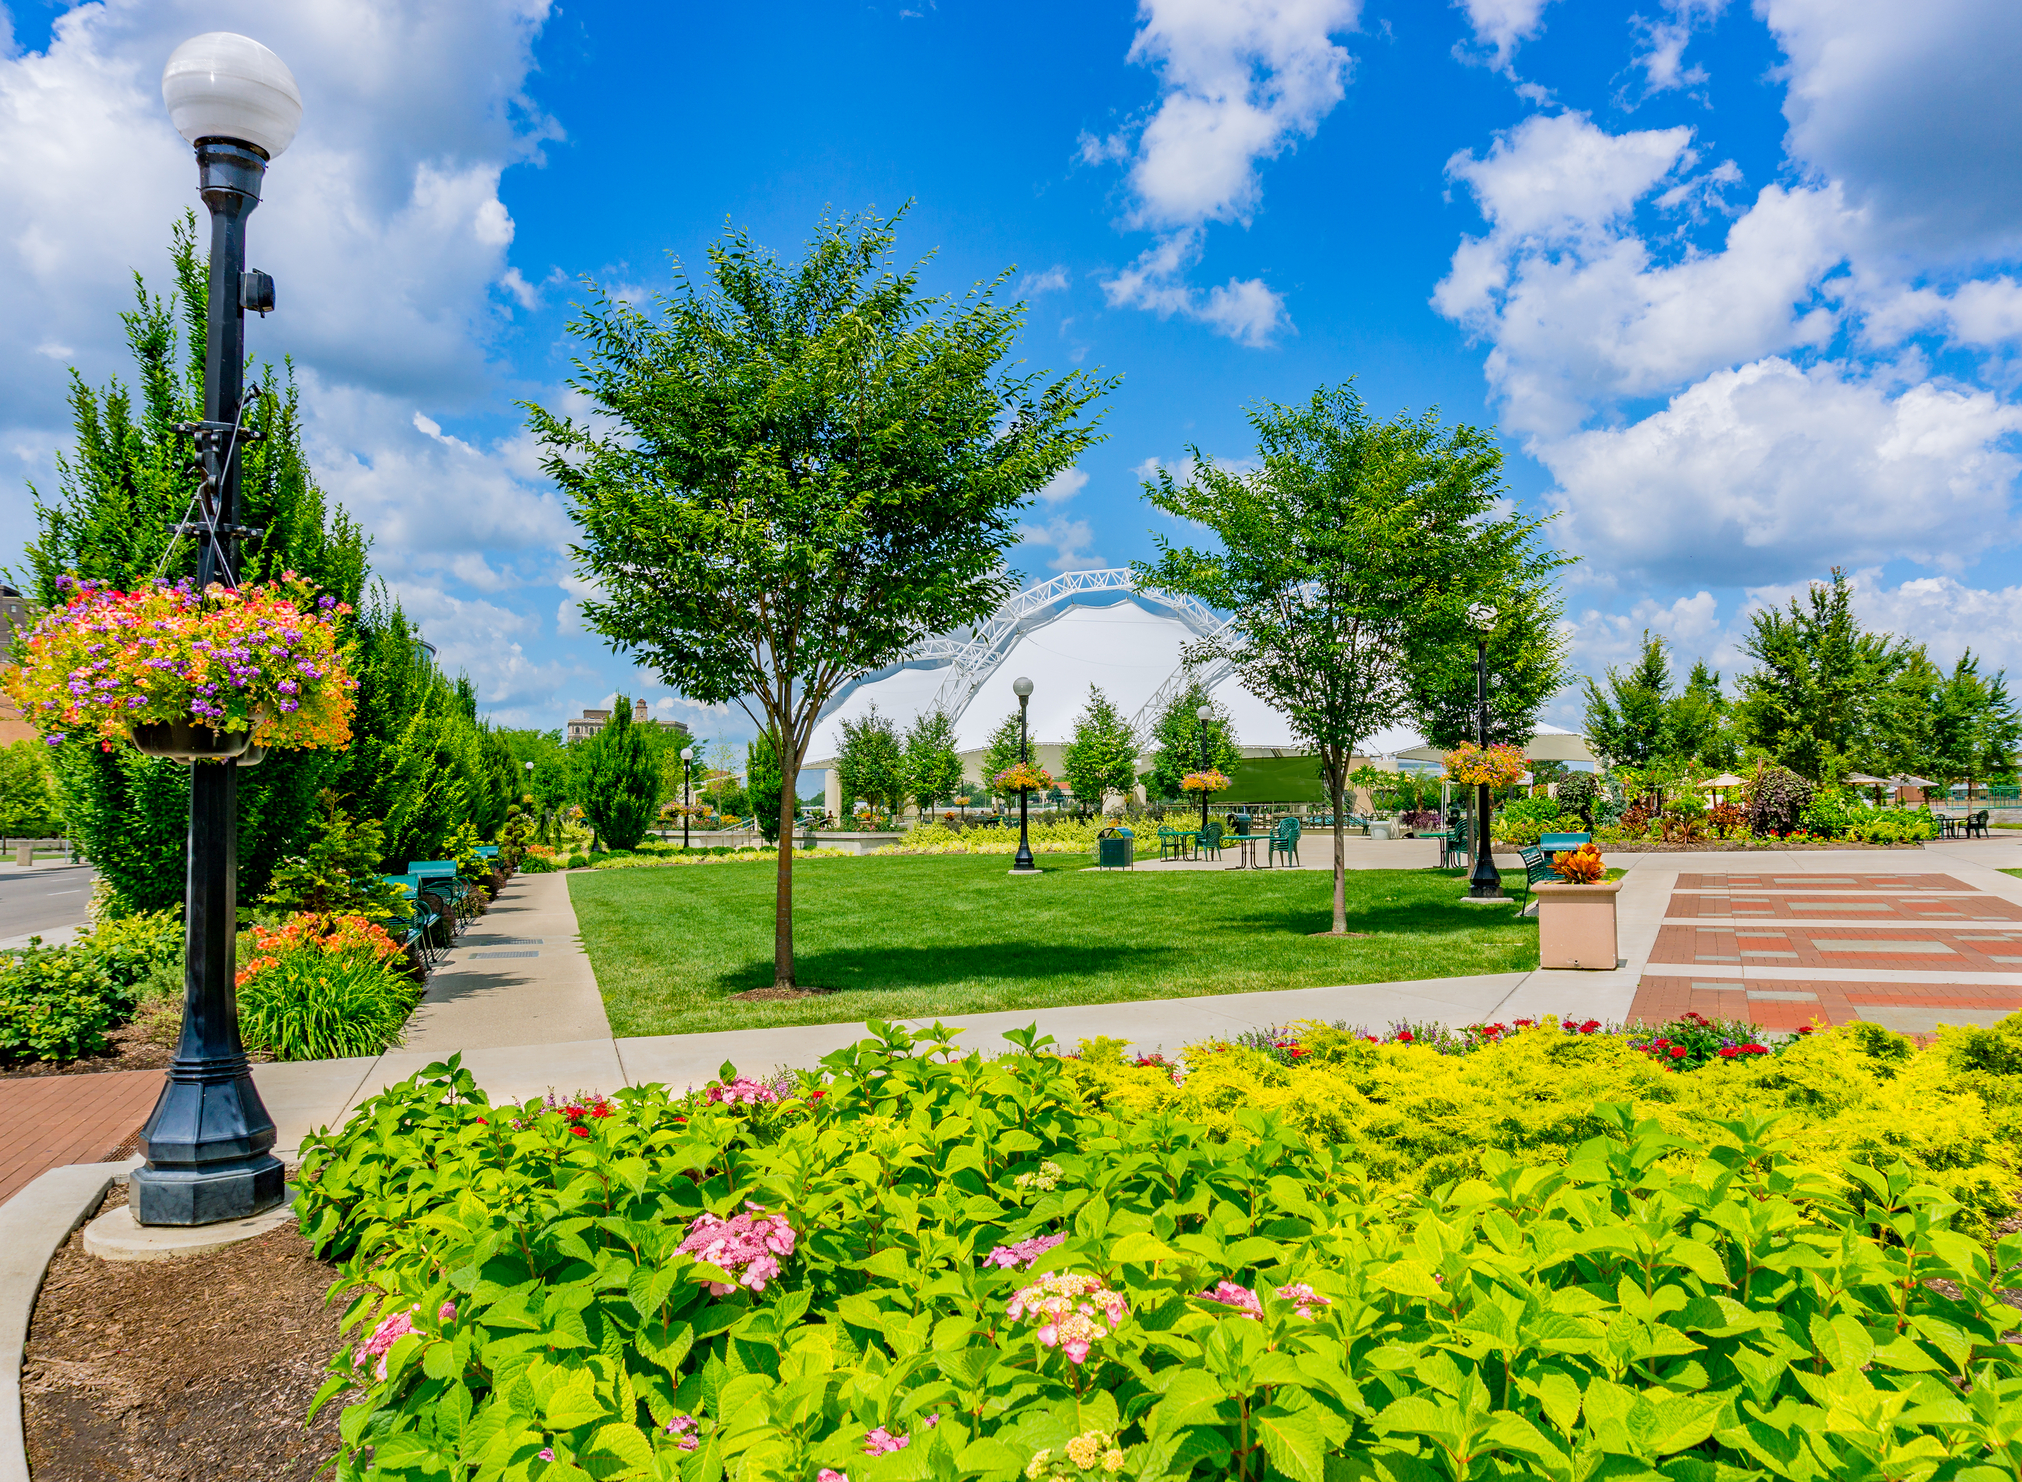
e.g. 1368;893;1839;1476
1196;703;1214;834
680;746;694;849
1466;604;1505;901
131;33;301;1226
1011;676;1038;874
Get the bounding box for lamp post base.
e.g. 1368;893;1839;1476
130;1150;286;1226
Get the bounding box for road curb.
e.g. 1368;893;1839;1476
0;1160;127;1482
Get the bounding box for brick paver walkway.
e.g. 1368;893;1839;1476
1629;871;2022;1035
0;1069;160;1203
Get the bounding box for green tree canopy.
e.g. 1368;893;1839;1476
1922;651;2021;797
1061;685;1139;808
0;741;64;837
1583;633;1676;768
1734;571;1917;781
577;695;659;851
747;728;784;843
1136;381;1570;932
1143;680;1242;801
981;712;1025;800
903;708;964;814
17;216;370;908
835;705;906;823
527;210;1112;986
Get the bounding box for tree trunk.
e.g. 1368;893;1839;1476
1328;750;1347;934
775;750;798;989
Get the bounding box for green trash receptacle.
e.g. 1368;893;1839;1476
1096;825;1134;870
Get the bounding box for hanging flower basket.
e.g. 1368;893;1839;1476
993;762;1053;793
1180;769;1232;794
1;574;356;757
1443;741;1529;789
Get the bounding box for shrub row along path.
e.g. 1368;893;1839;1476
7;837;2022;1204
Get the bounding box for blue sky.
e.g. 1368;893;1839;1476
4;0;2022;754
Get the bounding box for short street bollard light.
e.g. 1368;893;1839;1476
131;32;302;1226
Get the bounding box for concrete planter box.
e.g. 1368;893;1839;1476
806;831;904;855
1368;820;1393;841
1532;878;1623;970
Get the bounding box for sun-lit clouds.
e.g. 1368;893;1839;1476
1037;468;1090;505
1023;264;1071;294
1453;0;1558;73
1542;358;2022;584
1087;0;1356;346
1761;0;2022;263
1017;514;1103;573
1100;227;1289;347
1627;0;1730;97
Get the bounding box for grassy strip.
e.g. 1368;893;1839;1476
570;854;1539;1037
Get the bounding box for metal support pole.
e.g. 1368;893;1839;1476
683;758;691;849
1468;636;1505;900
1198;721;1209;834
130;138;284;1226
1013;695;1037;873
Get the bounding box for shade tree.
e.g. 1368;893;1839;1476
1137;382;1570;933
529;210;1111;988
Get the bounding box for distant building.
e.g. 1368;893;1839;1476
566;698;692;746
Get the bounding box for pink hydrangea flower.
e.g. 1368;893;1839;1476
864;1427;909;1455
352;1308;416;1381
818;1471;849;1482
1199;1279;1332;1320
706;1077;778;1106
678;1204;797;1294
438;1301;457;1323
982;1232;1065;1270
666;1414;699;1451
538;1447;555;1462
1006;1271;1128;1364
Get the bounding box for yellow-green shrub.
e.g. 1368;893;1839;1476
882;818;1122;855
1064;1017;2022;1236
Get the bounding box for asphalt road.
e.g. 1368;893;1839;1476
0;864;96;942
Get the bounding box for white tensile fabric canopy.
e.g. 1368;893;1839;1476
802;570;1593;769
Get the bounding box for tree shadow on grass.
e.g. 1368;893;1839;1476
706;942;1182;995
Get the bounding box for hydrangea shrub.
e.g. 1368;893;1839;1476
293;1017;2022;1481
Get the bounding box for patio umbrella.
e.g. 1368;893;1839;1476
1843;773;1889;785
1697;773;1746;789
1891;774;1939;790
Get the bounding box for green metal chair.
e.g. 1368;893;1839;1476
1267;816;1301;867
1199;819;1225;860
1157;825;1188;861
1968;809;1992;839
1514;846;1559;908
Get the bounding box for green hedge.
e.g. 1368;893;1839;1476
0;909;180;1062
296;1021;2022;1481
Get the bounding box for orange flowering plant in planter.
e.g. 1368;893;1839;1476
993;761;1054;793
1553;840;1606;882
0;573;355;753
1180;768;1232;794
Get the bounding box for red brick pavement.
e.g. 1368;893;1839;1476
1673;873;1971;891
1629;870;2022;1033
1651;922;2022;973
1664;892;2022;921
1628;975;2022;1031
0;1069;161;1205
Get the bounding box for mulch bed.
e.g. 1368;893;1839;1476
22;1186;348;1481
0;999;282;1080
728;984;839;1001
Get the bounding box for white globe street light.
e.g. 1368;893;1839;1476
131;34;301;1228
162;33;302;159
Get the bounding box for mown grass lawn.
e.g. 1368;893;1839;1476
570;854;1539;1037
